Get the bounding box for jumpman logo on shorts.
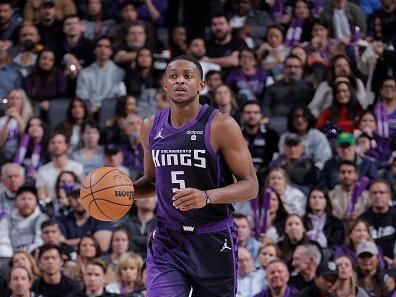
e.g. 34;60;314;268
220;239;232;252
154;128;164;140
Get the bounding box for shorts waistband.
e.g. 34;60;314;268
158;217;234;234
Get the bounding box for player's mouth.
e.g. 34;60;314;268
174;87;187;94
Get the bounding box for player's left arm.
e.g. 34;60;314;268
172;114;258;211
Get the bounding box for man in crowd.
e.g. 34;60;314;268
0;162;25;213
36;0;62;50
0;0;21;45
237;247;264;297
233;213;261;264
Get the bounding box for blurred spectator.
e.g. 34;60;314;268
0;163;25;213
0;45;22;98
375;77;396;137
289;243;322;291
279;106;332;170
23;0;77;25
385;153;396;201
136;0;167;27
56;98;90;152
154;91;168;111
356;241;395;296
256;243;280;279
304;188;345;251
0;0;21;45
114;196;156;257
266;167;306;216
360;180;396;260
10;250;41;281
199;69;223;104
76;36;126;112
270;134;319;191
318;132;378;190
120;113;144;181
213;84;240;123
82;0;116;41
254;259;297;297
0;88;33;163
57;188;112;252
257;25;289;81
205;14;247;71
316;77;364;133
105;252;145;296
309;54;368;117
241;101;279;185
36;0;62;50
11;24;42;77
9;185;48;252
112;2;138;47
103;143;129;175
32;244;82;297
284;0;314;47
329;160;370;220
262;55;314;134
233;213;261;264
320;0;367;43
71;120;104;176
75;235;102;280
104;95;136;130
334;255;370;297
100;227;130;274
367;0;396;41
237;246;264;297
169;24;187;58
63;259;79;282
263;190;288;244
296;261;339;297
226;48;268;102
22;48;66;118
8;266;37;297
35;132;84;200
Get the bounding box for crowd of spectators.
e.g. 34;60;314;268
1;0;396;296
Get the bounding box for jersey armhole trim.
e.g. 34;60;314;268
204;110;220;161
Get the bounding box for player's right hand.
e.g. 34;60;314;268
172;188;206;211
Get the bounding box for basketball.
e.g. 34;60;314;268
80;167;134;221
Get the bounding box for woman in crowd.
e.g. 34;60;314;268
106;252;145;296
22;49;66;119
82;0;116;41
9;250;41;281
0;88;33;163
266;167;306;216
77;235;102;280
264;189;288;244
212;84;240;123
169;24;188;57
303;188;345;254
255;243;281;283
284;0;314;47
316;77;364;133
56;98;90;152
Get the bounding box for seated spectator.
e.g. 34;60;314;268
277;214;311;268
361;180;396;260
114;195;156;258
296;261;339;297
257;25;289;81
374;77;396;137
0;1;21;45
101;227;130;275
319;132;378;190
356;241;395;296
289;243;322;291
71;120;104;176
22;48;66;119
270;134;319;192
304;188;345;252
23;0;77;25
112;2;138;47
9;185;48;253
105;252;145;295
56;98;90;152
63;259;79;282
262;55;314;134
104;95;137;130
32;244;82;297
76;235;102;280
103;144;130;176
0;163;25;214
226;48;268;102
169;24;187;58
76;36;126;113
0;89;33;163
237;247;264;297
266;167;306;216
199;69;223;104
14;117;49;181
35;132;84;200
316;78;364;133
385;153;396;201
262;190;288;244
36;0;63;50
57;187;112;252
213;84;240;123
329;160;370;220
309;55;367;117
254;259;297;297
256;243;281;279
82;0;116;41
334;255;370;297
9;250;41;281
136;0;167;27
0;45;22;98
8;266;37;297
279;106;332;170
284;0;314;47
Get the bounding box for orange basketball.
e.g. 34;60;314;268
80;167;134;221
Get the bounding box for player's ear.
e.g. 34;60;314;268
162;80;167;93
199;80;205;92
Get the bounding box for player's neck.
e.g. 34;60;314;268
169;101;201;128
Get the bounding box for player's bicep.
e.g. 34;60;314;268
140;116;156;181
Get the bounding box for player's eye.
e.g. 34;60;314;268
185;74;192;79
170;74;177;79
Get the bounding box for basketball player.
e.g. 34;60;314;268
134;55;258;296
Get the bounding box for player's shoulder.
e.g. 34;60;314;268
211;112;240;131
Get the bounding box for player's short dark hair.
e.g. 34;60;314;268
41;219;60;230
38;244;63;260
242;100;262;113
166;55;204;80
338;159;357;171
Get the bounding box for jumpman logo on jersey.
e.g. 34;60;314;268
154;128;164;140
220;239;232;252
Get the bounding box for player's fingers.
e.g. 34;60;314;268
172;194;194;208
179;202;197;211
172;188;193;200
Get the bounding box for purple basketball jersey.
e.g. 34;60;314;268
149;104;234;226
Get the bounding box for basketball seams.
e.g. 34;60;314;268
82;167;120;189
80;183;134;201
89;169;112;220
88;198;132;208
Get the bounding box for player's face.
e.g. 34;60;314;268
266;262;289;289
163;60;204;105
